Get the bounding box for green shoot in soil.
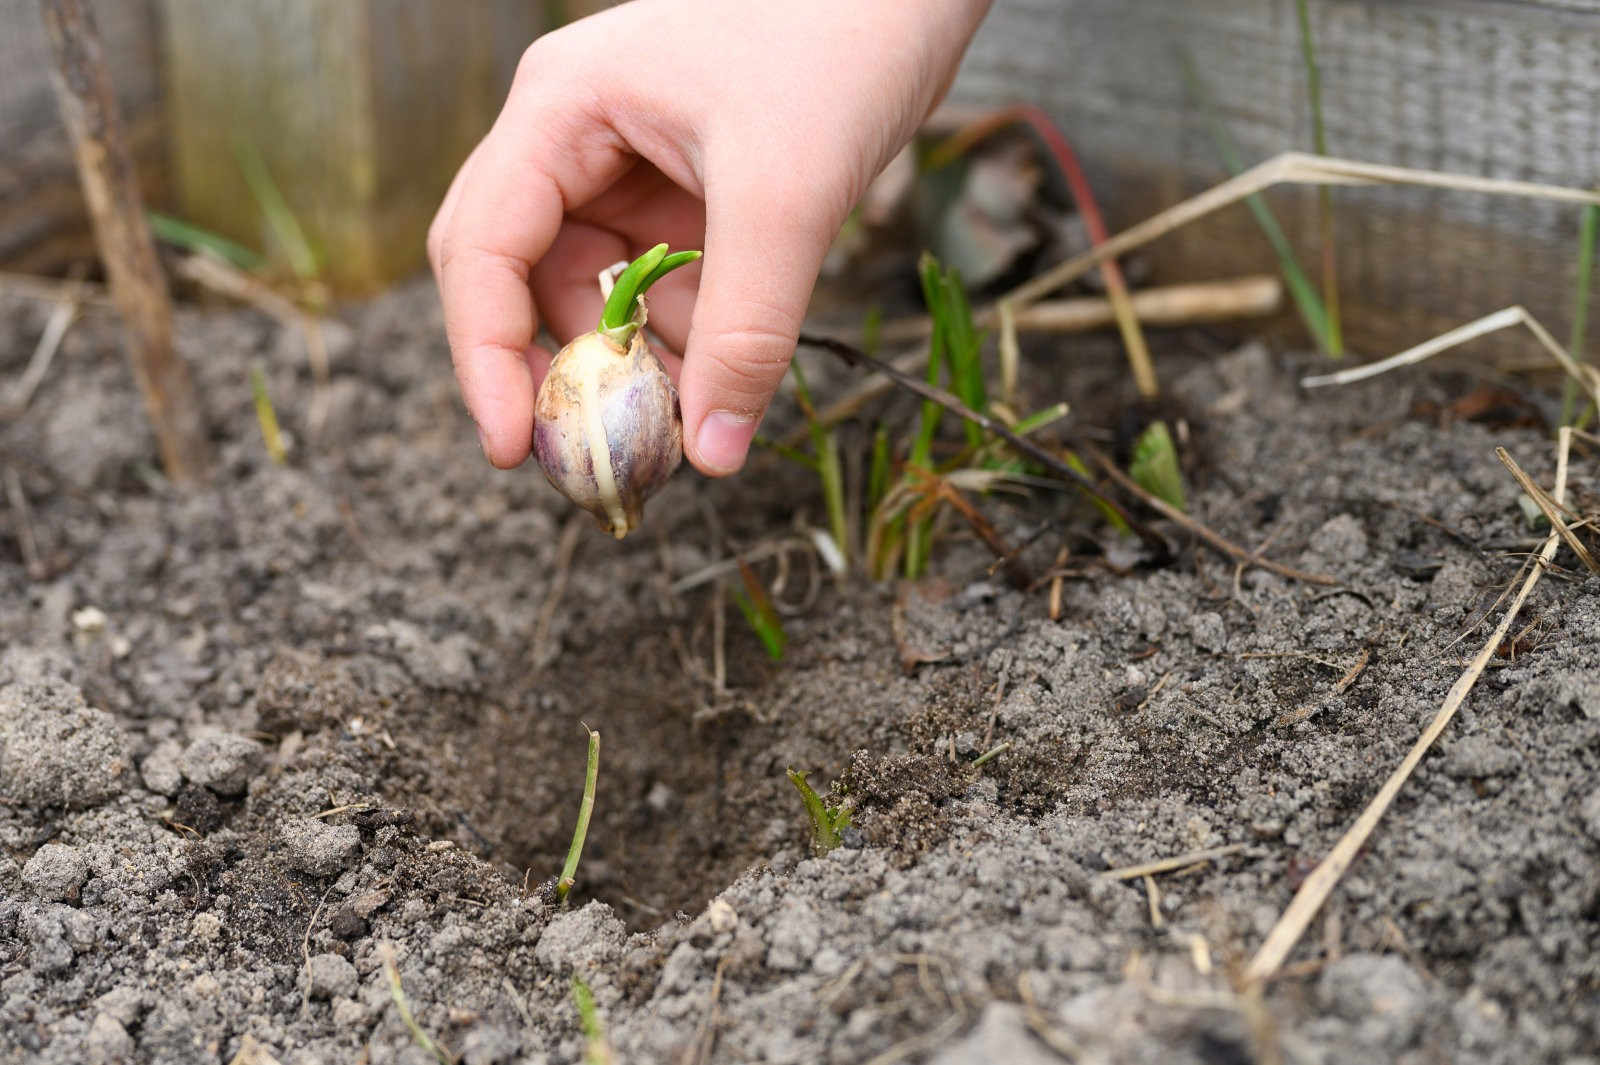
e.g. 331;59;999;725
1563;202;1597;426
380;944;453;1065
233;135;320;283
146;210;264;271
1181;53;1333;352
571;976;614;1065
789;358;849;566
1295;0;1344;356
1129;420;1186;511
250;364;286;465
556;724;600;904
732;559;787;661
787;768;851;855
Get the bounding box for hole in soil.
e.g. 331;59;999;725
407;618;788;928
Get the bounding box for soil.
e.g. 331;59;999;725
1;277;1597;1065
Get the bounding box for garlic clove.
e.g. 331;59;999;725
533;329;682;539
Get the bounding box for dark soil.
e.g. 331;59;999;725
1;278;1597;1065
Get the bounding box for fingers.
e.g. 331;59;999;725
431;52;630;468
677;177;843;476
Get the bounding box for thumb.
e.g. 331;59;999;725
677;179;844;476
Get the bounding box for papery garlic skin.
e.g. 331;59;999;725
533;329;683;539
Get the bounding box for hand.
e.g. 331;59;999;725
428;0;992;476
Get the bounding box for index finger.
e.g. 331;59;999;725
433;85;630;468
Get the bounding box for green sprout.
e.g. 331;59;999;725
1130;420;1186;512
598;244;701;345
250;364;286;465
571;976;614;1065
786;768;851;855
1563;202;1597;426
556;724;600;904
789;357;849;567
1295;0;1344;356
732;559;787;662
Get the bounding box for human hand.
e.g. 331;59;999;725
428;0;992;476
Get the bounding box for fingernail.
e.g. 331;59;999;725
476;423;492;458
695;410;757;475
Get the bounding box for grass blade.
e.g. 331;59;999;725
250;364;286;465
1179;52;1332;350
1296;0;1344;356
1563;202;1597;425
147;211;264;271
732;559;787;661
556;724;600;903
232;135;320;282
789;358;849;567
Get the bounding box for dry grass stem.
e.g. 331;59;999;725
1244;429;1576;985
1496;447;1599;575
876;275;1283;345
1273;647;1370;727
40;0;211;481
1003;153;1600;313
4;467;45;580
3;276;85;417
1099;842;1250;881
1301;305;1600;412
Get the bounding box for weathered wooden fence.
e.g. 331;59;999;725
952;0;1600;358
4;0;1598;359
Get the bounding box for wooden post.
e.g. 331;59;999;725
38;0;210;484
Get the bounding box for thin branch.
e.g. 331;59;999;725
1076;443;1337;586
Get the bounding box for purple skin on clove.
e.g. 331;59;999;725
533;328;683;539
531;244;697;539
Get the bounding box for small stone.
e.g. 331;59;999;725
0;679;131;809
191;912;222;940
459;1023;521;1065
1189;611;1227;653
1442;735;1520;780
332;997;367;1027
85;1013;134;1065
534;902;626;975
765;898;822;972
329;910;369;940
281;817;362;877
306;952;358;1000
140;739;185;797
1307;513;1369;563
929;1001;1059;1065
94;986;147;1028
1319;953;1428;1051
179;731;263;796
1579;790;1600;842
706;898;738;934
22;843;89;903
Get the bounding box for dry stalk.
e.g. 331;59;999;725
1002;152;1600;313
1244;428;1577;985
1099;842;1250;881
1301;304;1600;413
38;0;211;482
1496;447;1599;575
